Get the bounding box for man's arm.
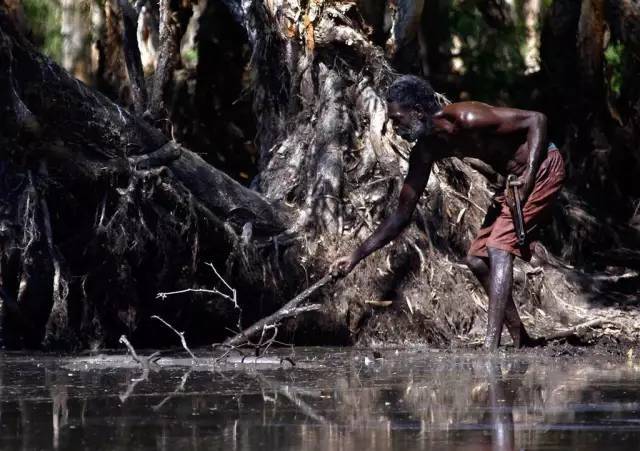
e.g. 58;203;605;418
333;145;434;275
438;102;548;201
494;107;547;202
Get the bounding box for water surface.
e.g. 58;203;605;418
1;348;640;450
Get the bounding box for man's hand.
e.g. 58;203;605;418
331;254;358;278
505;175;534;209
505;176;520;211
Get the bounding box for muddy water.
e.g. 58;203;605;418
1;348;640;450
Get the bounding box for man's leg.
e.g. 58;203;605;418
484;248;514;350
466;254;533;348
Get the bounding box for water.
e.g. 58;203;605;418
1;348;640;450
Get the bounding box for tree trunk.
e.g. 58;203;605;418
60;0;93;83
523;0;541;74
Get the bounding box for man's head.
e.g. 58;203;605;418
386;75;442;141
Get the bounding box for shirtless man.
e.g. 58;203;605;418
332;75;565;350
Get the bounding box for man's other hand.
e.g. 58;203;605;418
331;255;358;278
505;175;524;210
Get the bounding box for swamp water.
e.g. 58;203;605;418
1;348;640;450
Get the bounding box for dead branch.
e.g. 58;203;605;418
118;334;162;370
158;262;241;331
151;315;198;364
156;287;233;301
119;334;143;363
225;355;295;367
223;274;333;347
545;318;616;341
212;342;247;363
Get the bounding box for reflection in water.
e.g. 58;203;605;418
1;349;640;450
483;361;526;451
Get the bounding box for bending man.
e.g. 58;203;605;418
333;75;565;350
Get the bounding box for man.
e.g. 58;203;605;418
332;75;565;350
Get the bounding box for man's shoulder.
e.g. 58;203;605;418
442;101;528;130
445;101;542;118
442;101;495;116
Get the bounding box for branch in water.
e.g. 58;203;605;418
224;274;333;347
151;315;198;365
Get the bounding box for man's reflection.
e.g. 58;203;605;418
487;360;515;450
481;360;528;451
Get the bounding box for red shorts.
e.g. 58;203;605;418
468;149;565;261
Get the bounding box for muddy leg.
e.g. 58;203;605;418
472;249;513;351
483;248;514;350
466;254;533;348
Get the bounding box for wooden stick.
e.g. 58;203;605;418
223;274;333;347
546;318;611;340
151;315;198;365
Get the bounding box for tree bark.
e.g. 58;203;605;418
60;0;93;83
117;0;147;115
577;0;606;110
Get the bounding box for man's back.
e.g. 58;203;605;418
428;101;547;176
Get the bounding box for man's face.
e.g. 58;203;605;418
387;102;427;142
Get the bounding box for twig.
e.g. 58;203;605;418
117;334;161;404
157;262;241;330
151;315;198;365
212;342;246;363
119;334;163;370
257;324;279;355
205;263;237;303
224;274;333;347
157;287;233;300
119;334;143;365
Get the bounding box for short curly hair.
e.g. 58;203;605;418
386;75;442;115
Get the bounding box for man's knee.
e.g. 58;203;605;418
487;247;514;265
465;255;488;275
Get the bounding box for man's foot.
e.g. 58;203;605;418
483;337;500;352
